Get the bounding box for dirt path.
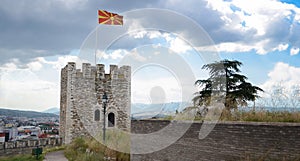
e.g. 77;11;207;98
43;150;68;161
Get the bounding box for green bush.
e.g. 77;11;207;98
64;136;130;161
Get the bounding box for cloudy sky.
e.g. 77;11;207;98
0;0;300;111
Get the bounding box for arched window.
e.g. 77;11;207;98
108;113;115;127
94;109;100;121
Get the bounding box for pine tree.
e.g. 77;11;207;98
193;60;263;112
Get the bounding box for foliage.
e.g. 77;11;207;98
0;154;44;161
101;129;130;154
225;108;300;123
193;60;263;112
64;135;130;161
177;105;300;123
0;146;65;161
162;115;174;120
44;145;65;153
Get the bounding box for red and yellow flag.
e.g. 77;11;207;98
98;10;123;25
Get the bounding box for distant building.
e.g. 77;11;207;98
0;127;18;142
60;63;131;144
17;126;41;136
0;133;4;143
39;122;59;133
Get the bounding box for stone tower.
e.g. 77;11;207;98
60;62;131;144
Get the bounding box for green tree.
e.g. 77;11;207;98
193;59;263;112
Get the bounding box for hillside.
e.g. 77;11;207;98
131;102;190;119
43;107;60;115
0;108;58;118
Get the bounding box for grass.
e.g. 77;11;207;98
0;153;44;161
0;145;65;161
169;106;300;123
43;145;65;154
64;131;130;161
222;108;300;123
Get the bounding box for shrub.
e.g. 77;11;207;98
64;135;130;161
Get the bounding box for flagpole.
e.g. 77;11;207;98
95;25;98;66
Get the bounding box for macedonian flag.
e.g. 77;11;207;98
98;10;123;25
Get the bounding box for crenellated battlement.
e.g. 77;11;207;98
64;62;130;80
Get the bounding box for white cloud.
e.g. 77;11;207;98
207;0;293;34
0;54;81;111
127;27;193;54
132;77;182;104
0;0;88;15
147;31;163;39
154;51;160;55
2;62;17;70
26;61;43;71
290;47;300;55
96;50;110;60
110;50;126;60
129;49;147;62
198;40;270;54
158;0;300;54
56;0;88;10
36;55;79;70
274;43;289;52
215;42;254;53
258;62;300;107
126;18;167;40
202;0;300;54
169;37;192;54
96;49;127;60
260;62;300;96
0;68;58;111
127;20;147;39
129;30;165;40
132;31;148;39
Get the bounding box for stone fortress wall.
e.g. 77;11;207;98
60;62;131;144
0;137;62;156
2;120;299;159
131;120;300;161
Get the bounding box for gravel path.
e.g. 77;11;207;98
43;150;68;161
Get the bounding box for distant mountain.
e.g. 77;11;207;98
131;102;191;119
0;108;58;118
43;107;60;115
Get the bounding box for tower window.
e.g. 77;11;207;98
94;109;100;121
108;113;115;127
